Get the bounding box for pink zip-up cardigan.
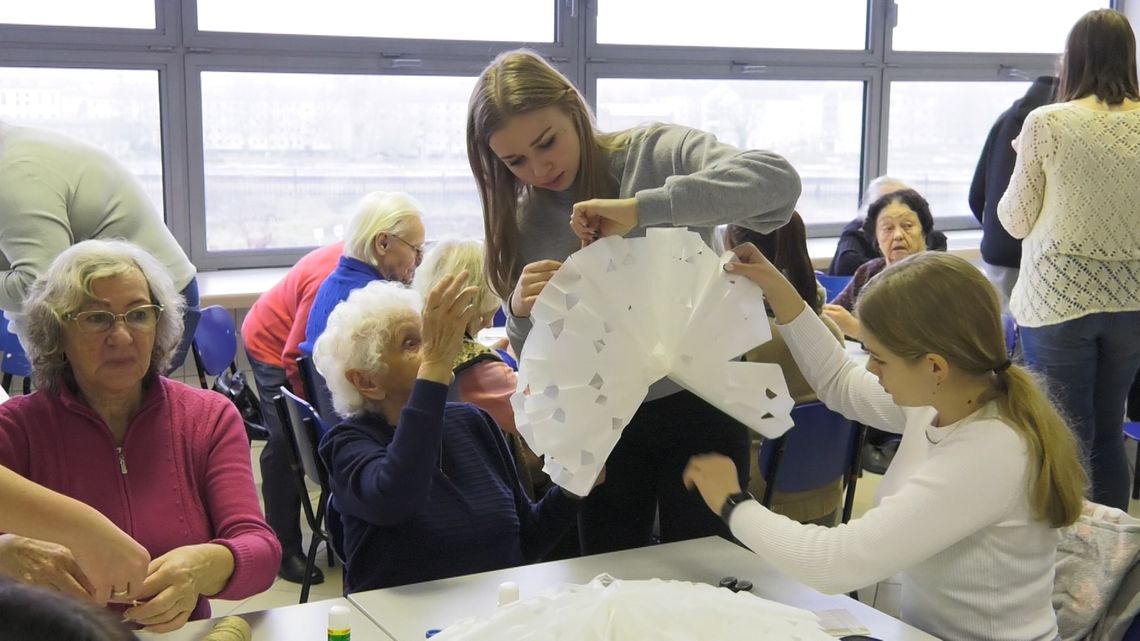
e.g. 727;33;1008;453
0;376;281;620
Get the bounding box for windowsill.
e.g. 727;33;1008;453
198;230;985;309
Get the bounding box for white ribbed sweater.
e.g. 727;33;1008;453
729;309;1060;641
996;100;1140;327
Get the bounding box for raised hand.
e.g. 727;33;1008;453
509;260;562;318
569;198;638;245
420;271;479;384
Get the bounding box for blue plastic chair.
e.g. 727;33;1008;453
1125;421;1140;500
757;402;866;524
0;316;32;394
296;354;337;436
191;305;238;388
275;387;336;604
815;272;854;304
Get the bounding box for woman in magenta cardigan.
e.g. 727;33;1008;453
0;239;280;633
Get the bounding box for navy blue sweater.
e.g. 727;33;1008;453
319;380;578;592
968;76;1058;268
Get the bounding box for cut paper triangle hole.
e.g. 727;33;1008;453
594;339;606;353
595;394;607;405
550;318;565;339
553;408;566;423
565;292;580;310
544;385;559;399
589;373;604;389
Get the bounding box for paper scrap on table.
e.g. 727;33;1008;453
430;575;834;641
513;228;794;495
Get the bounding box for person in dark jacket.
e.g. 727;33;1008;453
828;176;947;276
968;76;1058;311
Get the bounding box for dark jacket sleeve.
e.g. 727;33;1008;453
969;120;1000;224
829;218;877;276
319;380;447;527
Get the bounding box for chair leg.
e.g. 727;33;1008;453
299;533;323;604
1133;437;1140;501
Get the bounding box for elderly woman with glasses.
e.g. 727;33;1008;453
0;240;280;633
300;191;427;364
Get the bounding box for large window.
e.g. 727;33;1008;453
0;67;164;213
196;0;553;41
200;72;478;251
596;78;865;225
0;1;154;29
596;0;867;50
1;0;1123;269
886;81;1030;221
892;0;1106;53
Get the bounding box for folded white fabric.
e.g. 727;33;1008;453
430;574;833;640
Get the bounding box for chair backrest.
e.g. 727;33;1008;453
1002;313;1017;358
296;354;337;431
758;402;861;494
191;305;238;382
0;316;32;394
276;386;330;488
815;272;853;304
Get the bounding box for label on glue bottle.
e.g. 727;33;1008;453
328;603;351;641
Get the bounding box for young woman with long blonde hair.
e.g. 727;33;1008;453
685;250;1087;640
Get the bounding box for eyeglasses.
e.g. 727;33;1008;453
388;233;424;261
64;304;164;334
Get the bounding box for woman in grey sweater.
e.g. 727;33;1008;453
466;49;802;554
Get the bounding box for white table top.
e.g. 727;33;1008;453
137;597;393;641
349;536;937;640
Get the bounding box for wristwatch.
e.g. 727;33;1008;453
719;491;755;525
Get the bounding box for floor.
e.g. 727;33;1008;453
214;438;1140;621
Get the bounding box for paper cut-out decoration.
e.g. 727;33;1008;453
513;228;794;496
430;574;834;640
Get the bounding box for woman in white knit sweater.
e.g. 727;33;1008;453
996;9;1140;511
684;247;1087;641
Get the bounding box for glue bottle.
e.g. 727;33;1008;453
328;603;351;641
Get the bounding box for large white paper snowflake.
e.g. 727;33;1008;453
513;228;794;496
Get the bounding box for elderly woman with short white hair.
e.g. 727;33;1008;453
314;277;591;593
0;239;280;632
300;190;427;360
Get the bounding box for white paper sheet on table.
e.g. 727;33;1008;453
430;574;835;641
513;228;794;496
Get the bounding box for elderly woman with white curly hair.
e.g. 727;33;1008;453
314;276;595;593
0;239;280;632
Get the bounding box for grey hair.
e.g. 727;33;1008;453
312;280;423;417
411;238;500;315
343;191;425;267
11;239;186;392
859;175;909;215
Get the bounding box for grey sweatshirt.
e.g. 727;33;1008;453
0;122;196;313
508;123;801;401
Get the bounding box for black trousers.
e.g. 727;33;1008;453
577;389;751;554
246;350;303;558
